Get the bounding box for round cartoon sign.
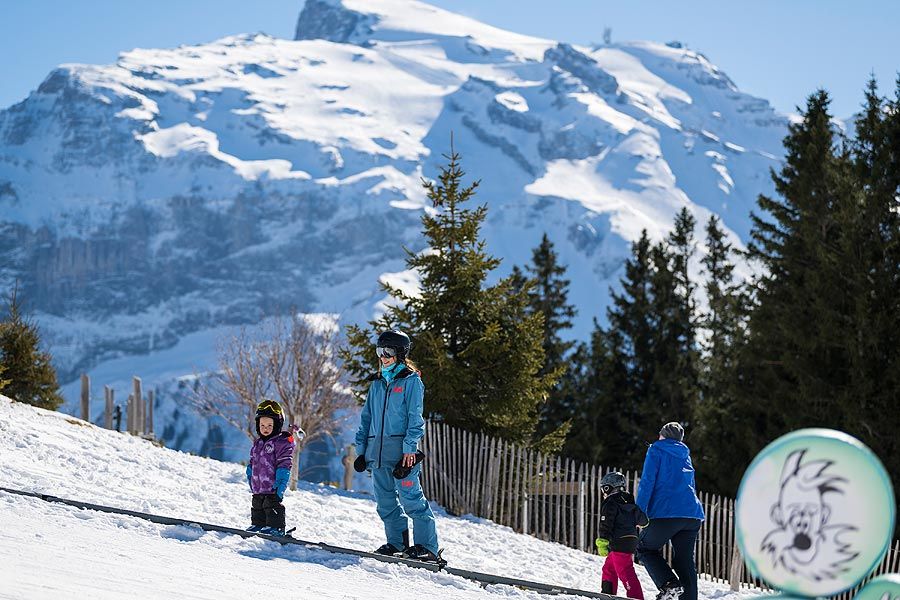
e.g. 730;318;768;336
853;574;900;600
735;429;895;598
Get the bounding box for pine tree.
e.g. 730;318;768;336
692;216;750;492
845;77;900;486
524;234;577;442
341;148;557;443
727;89;868;493
601;231;656;467
0;287;64;410
564;325;633;465
646;209;699;430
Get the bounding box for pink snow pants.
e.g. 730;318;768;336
602;551;644;600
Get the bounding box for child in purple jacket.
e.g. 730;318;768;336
246;399;295;535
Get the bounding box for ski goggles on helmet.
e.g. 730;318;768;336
375;346;397;358
256;400;283;415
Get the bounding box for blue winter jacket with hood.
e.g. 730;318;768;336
355;364;425;469
635;438;705;520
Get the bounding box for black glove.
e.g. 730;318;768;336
353;454;367;472
392;450;426;479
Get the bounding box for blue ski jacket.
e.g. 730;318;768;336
635;438;705;520
355;365;425;469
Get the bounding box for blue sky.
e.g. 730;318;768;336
1;0;897;118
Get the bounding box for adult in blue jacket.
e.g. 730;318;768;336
354;330;440;562
636;422;705;600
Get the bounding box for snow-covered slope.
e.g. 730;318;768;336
0;0;789;462
0;396;757;599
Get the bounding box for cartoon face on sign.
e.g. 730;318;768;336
736;429;895;598
761;449;857;579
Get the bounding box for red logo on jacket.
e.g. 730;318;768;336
393;386;403;393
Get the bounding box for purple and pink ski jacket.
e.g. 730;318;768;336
247;432;295;495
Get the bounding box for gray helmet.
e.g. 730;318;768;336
600;471;627;493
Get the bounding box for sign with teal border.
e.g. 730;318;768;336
735;428;895;598
853;574;900;600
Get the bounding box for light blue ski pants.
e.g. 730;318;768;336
371;463;439;555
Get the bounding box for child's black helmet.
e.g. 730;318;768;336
255;398;284;436
600;471;627;494
376;330;412;360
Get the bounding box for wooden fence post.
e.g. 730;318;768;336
127;394;134;434
147;389;154;435
522;494;529;536
133;376;143;435
577;480;586;552
104;386;113;429
728;543;743;591
342;445;356;490
80;374;90;423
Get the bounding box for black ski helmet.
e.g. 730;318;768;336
255;399;284;437
600;471;627;494
376;329;412;360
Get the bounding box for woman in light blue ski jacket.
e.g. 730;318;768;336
354;330;440;562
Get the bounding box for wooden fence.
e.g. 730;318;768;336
79;373;154;437
418;421;899;598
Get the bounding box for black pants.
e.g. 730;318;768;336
251;493;285;530
637;518;702;600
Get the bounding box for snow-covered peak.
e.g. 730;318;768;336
1;0;788;462
294;0;551;61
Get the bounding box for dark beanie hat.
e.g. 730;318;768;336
660;421;684;441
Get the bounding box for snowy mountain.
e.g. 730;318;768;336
0;0;789;464
0;395;759;599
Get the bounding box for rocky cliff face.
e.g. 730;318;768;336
1;0;789;462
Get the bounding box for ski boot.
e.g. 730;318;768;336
260;526;286;536
373;543;405;556
655;580;684;600
247;525;265;533
403;544;440;562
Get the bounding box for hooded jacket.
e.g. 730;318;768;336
636;438;705;520
354;365;425;469
247;431;295;496
599;490;649;553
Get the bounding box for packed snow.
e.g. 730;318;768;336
0;396;759;599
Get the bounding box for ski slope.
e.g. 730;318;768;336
0;396;757;599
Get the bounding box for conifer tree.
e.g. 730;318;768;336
692;216;750;492
727;90;866;493
342;148;557;444
0;287;64;410
845;77;900;484
645;209;699;430
600;231;656;467
564;325;632;465
524;234;577;442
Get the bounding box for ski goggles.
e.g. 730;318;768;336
375;346;397;358
256;400;283;415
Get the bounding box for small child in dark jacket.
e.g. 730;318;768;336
596;471;649;599
246;399;295;536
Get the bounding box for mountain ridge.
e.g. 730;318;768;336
0;0;788;464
